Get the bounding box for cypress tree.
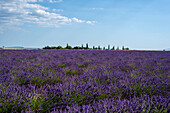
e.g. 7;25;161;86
112;46;115;50
86;43;89;49
66;43;69;49
98;46;101;50
116;46;119;50
122;46;125;50
108;45;110;50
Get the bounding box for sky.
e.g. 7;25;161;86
0;0;170;50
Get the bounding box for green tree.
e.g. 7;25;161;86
43;46;51;49
56;46;63;49
73;46;81;49
116;46;119;50
67;45;72;49
111;46;115;50
86;43;89;49
66;43;69;49
98;46;101;50
103;47;105;50
81;44;84;49
108;45;110;50
65;43;72;49
122;46;125;50
125;48;129;50
51;46;57;49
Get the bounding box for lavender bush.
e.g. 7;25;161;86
0;50;169;112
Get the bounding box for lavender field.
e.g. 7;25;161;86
0;50;169;112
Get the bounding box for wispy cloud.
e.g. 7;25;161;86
86;21;96;25
48;0;63;3
0;0;95;33
52;9;64;12
89;8;104;10
28;0;62;3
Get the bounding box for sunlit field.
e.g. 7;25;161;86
0;50;169;112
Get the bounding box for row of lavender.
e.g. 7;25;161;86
0;50;169;112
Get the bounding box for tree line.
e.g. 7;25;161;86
43;43;129;50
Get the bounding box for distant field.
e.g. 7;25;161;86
0;50;169;112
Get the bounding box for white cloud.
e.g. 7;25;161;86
72;17;84;23
48;0;62;3
0;0;95;33
52;9;64;12
89;8;104;10
25;0;37;2
86;21;96;25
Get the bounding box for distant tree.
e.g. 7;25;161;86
125;48;129;50
108;45;110;50
51;46;57;49
65;43;72;49
73;46;81;49
56;46;63;49
111;46;115;50
67;45;72;49
98;46;101;50
116;46;119;50
74;46;78;49
66;43;69;49
93;46;95;49
86;43;89;49
122;46;125;50
43;46;51;49
81;44;84;49
103;47;105;50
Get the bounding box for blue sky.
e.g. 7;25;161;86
0;0;170;50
